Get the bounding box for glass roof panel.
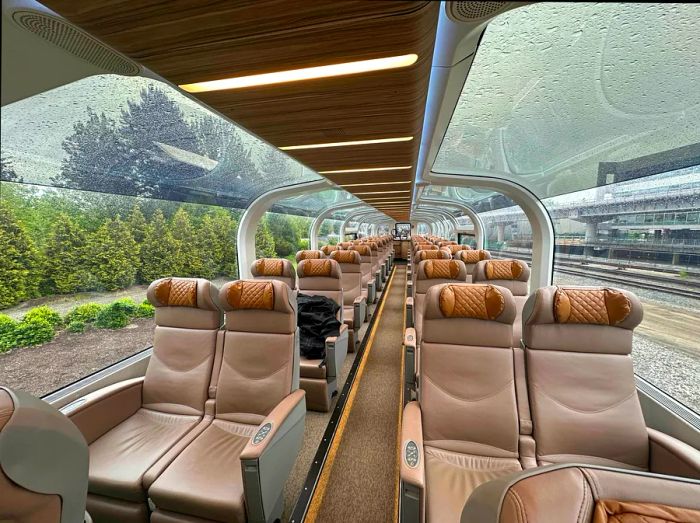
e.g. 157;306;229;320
420;185;516;213
1;74;322;208
433;3;700;198
271;189;360;217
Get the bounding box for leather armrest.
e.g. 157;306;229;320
241;389;306;461
64;377;143;444
239;390;307;522
403;328;418;405
368;280;377;304
406;279;413;299
405;297;414;328
326;324;349;378
400;401;425;489
374;270;383;291
353;295;367;327
648;428;700;479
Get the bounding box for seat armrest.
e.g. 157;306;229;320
406;279;413;299
648;428;700;478
325;324;349;378
403;327;417;405
375;270;383;291
240;390;306;522
353;295;367;327
368;280;377;304
63;377;144;444
400;401;425;523
405;297;414;329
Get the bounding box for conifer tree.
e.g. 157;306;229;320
197;214;221;280
87;216;138;290
210;210;238;277
42;213;90;294
255;216;276;258
0;202;40;307
140;209;180;282
170;207;203;277
128;204;147;243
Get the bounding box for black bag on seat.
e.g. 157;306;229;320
297;293;341;360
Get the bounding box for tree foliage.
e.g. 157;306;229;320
0;202;39;307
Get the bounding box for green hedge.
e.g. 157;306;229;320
0;297;156;353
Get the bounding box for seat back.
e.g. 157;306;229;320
145;278;222;416
522;286;648;469
296;249;325;262
320;244;338;256
217;280;298;422
330;250;363;306
297;258;344;321
351;244;373;292
447;244;470;257
463;464;700;523
419;283;519;456
0;387;89;523
338;242;354;250
472;259;530;296
251;257;296;289
455;249;491;276
366;241;380;274
413;260;468;340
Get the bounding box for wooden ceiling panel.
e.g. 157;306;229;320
42;0;439;219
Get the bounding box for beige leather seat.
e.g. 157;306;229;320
472;259;530;347
446;244;471;258
66;278;223;522
330;249;367;350
297;258;350;412
462;464;700;523
523;286;700;477
408;249;452;290
454;249;491;282
338;242;354;250
366;241;384;291
320;244;339;256
148;279;306;523
401;283;528;523
1;387;90;523
251;257;296;289
295;249;325;262
352;244;377;304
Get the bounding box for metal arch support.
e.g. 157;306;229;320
413;205;459;239
237;179;332;278
310;201;369;250
424;172;555;290
412;213;439;236
418;197;486;249
339;208;389;239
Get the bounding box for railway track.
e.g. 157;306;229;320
491;250;700;300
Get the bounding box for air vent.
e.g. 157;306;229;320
12;10;140;76
447;1;507;22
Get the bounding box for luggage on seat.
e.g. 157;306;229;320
297;293;341;359
148;279;305;523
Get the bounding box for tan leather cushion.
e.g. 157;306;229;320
416;250;452;261
298;258;341;279
296;250;324;261
472;260;530;296
320;245;338;255
224;280;275;311
331;250;361;264
592;499;700;523
555;287;632;326
148;278;220;311
88;409;199;502
351;245;371;256
300;358;327;379
148;420;255;522
456;249;491;264
425;446;521;523
221;280;296;334
439;284;506;320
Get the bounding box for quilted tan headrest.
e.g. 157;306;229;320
485;260;527;281
416;249;452;261
331;250;361;264
320;245;338;255
440;284;509;321
297;258;341;279
352;245;371;256
223;280;274;311
554;287;633;326
418;259;467;280
147;277;220;311
367;242;379;252
447;244;470;254
456;249;491;263
296;250;325;262
251;258;293;278
416;244;439;251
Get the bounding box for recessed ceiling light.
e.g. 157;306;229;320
319;166;412;174
180;54;418;93
280;136;413;150
362;195;412;200
354;190;411;195
366;201;410;205
341;181;412;188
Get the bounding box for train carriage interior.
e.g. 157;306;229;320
1;1;699;522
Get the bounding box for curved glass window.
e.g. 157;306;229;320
271;189;359;217
434;3;700;198
1;74;322;208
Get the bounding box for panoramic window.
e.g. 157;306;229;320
434;3;700;197
547;167;700;412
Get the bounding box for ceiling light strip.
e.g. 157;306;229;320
354;190;411;195
319;166;412;174
280;136;413;150
180;54;418;93
340;181;413;187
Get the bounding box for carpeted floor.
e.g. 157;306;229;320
281;280;387;521
309;265;406;522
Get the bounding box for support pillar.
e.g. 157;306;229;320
497;223;506;243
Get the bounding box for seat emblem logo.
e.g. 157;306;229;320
253;422;273;445
404;440;419;468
